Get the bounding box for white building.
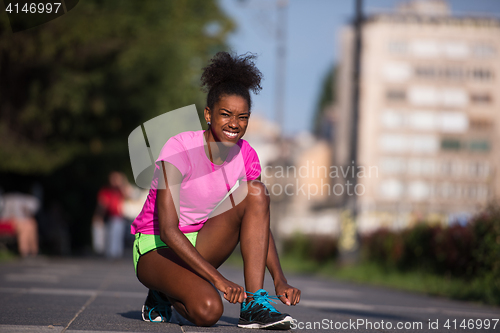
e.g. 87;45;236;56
334;0;500;233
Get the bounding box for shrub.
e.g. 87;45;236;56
361;229;403;267
399;224;439;272
282;234;338;263
360;205;500;305
432;224;475;276
470;205;500;303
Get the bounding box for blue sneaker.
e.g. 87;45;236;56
238;289;293;329
141;289;172;323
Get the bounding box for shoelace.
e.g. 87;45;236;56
149;291;171;322
245;290;282;313
148;305;166;322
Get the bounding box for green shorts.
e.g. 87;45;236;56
133;232;198;275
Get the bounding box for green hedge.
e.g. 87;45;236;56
361;205;500;304
282;234;338;263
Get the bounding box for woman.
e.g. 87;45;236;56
131;52;300;329
0;192;39;258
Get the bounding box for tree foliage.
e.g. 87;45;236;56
0;0;234;174
0;1;234;252
312;65;336;138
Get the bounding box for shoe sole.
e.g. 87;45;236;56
238;315;293;330
141;305;165;322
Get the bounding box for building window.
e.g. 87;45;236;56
381;110;405;128
444;68;464;80
440;182;456;198
383;62;411;82
380;157;406;175
469;162;490;178
386;90;406;102
455;184;464;199
468;140;490;152
470;93;492;104
380;134;438;154
439;112;468;133
409;111;435;131
440;161;452;175
441;89;468;107
408;159;436;175
451;162;463;176
477;185;489;201
412;135;439;153
429;183;438;198
464;185;477;199
443;42;469;58
379;179;404;198
408;181;430;201
469;118;493;131
408;86;468;106
388;41;407;54
472;69;493;81
414;66;493;82
415;67;436;78
408;86;438;106
441;138;461;151
472;44;496;57
411;40;440;58
469;163;479;177
379;134;407;152
421;159;436;175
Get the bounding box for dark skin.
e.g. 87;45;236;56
136;95;300;327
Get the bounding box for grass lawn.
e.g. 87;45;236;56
0;248;16;263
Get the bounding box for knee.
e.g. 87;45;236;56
189;294;223;327
247;180;270;207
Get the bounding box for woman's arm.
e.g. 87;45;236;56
157;161;246;304
266;231;301;306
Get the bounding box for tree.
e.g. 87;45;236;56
0;0;234;252
312;65;336;138
0;0;234;174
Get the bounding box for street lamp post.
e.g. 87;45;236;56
275;0;288;129
339;0;363;263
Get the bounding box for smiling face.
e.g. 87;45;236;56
204;94;250;147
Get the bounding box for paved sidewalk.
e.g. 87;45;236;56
0;253;499;332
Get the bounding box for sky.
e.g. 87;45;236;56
218;0;500;136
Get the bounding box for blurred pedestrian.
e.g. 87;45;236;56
0;193;40;257
92;171;131;259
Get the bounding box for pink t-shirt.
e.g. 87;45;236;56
131;130;261;235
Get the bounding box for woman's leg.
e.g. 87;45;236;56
196;180;270;293
136;180;270;325
15;217;38;257
106;217;125;258
137;248;224;326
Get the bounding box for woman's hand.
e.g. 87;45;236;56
214;277;246;304
275;280;301;306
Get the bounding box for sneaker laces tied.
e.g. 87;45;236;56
246;290;282;313
149;291;171;322
148;305;166;322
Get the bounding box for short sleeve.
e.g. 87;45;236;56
156;137;191;177
242;143;261;181
97;188;109;207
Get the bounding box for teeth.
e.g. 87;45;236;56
224;131;237;138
